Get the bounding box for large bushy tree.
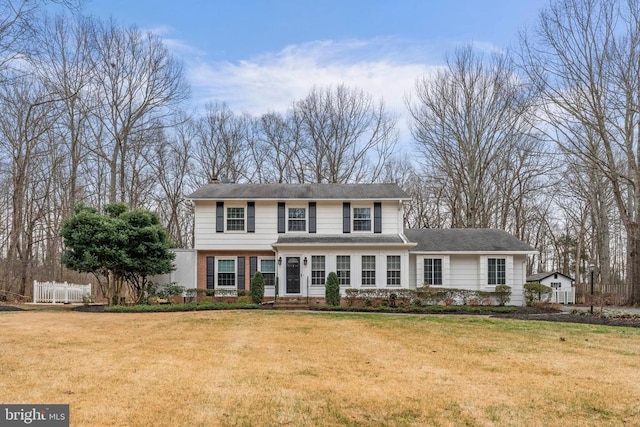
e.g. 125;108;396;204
61;203;174;304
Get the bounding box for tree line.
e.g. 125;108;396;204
0;0;638;304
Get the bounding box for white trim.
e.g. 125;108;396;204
216;257;237;288
286;205;307;233
224;205;246;233
416;255;450;287
352;205;373;233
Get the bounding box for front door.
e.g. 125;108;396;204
286;257;301;294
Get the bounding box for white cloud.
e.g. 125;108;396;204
184;38;446;145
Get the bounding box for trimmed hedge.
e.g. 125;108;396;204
344;286;508;307
311;305;517;314
524;282;553;306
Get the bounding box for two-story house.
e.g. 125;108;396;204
180;182;536;305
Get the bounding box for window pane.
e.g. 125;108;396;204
218;259;235;273
387;255;401;286
362;255;376;286
227;207;245;231
260;259;275;273
424;258;442;285
288;208;306;231
337;256;351;286
488;258;506;285
311;255;325;286
353;208;372;231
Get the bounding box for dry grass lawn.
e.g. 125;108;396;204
1;310;639;426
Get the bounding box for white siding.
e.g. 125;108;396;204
195;199;405;250
315;201;343;234
194;201;278;250
274;248;410;297
149;249;196;289
410;253;526;306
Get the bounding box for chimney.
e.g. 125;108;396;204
209;176;220;184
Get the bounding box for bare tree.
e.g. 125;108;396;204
0;76;59;296
148;116;195;247
293;84;397;183
193;102;253;183
408;44;544;230
520;0;640;303
253;111;304;183
88;20;189;205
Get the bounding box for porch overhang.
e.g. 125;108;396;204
271;234;416;250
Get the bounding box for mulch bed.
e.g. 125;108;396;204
492;306;640;328
0;304;25;311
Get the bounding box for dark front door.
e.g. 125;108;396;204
286;257;301;294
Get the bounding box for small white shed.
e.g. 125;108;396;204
526;271;575;304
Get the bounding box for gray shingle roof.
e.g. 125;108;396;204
188;183;409;200
405;228;536;253
273;234;408;246
526;271;574;282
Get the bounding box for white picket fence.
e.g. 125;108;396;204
33;280;91;303
551;289;575;304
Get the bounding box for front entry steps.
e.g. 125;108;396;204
271;297;323;310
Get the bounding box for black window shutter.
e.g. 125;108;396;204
247;202;255;233
237;257;245;290
278;202;285;233
206;256;215;289
250;256;258;278
216;202;224;233
374;202;382;233
343;202;351;233
309;202;316;233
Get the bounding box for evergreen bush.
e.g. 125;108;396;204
325;272;341;306
250;272;265;304
494;284;512;306
524;282;552;306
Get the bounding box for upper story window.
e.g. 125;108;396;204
488;258;506;285
353;207;371;231
226;207;245;231
288;207;306;232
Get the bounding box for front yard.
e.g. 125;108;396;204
0;310;639;426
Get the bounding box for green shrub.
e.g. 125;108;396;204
250;271;265;304
325;272;340;306
524;282;552;306
494;285;512;306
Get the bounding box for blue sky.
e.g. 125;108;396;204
81;0;549;141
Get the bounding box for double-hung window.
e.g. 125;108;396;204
226;207;245;231
362;255;376;286
217;259;236;287
311;256;325;286
424;258;443;286
260;259;276;287
386;256;401;286
288;208;306;231
353;208;371;231
488;258;506;285
336;256;351;286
